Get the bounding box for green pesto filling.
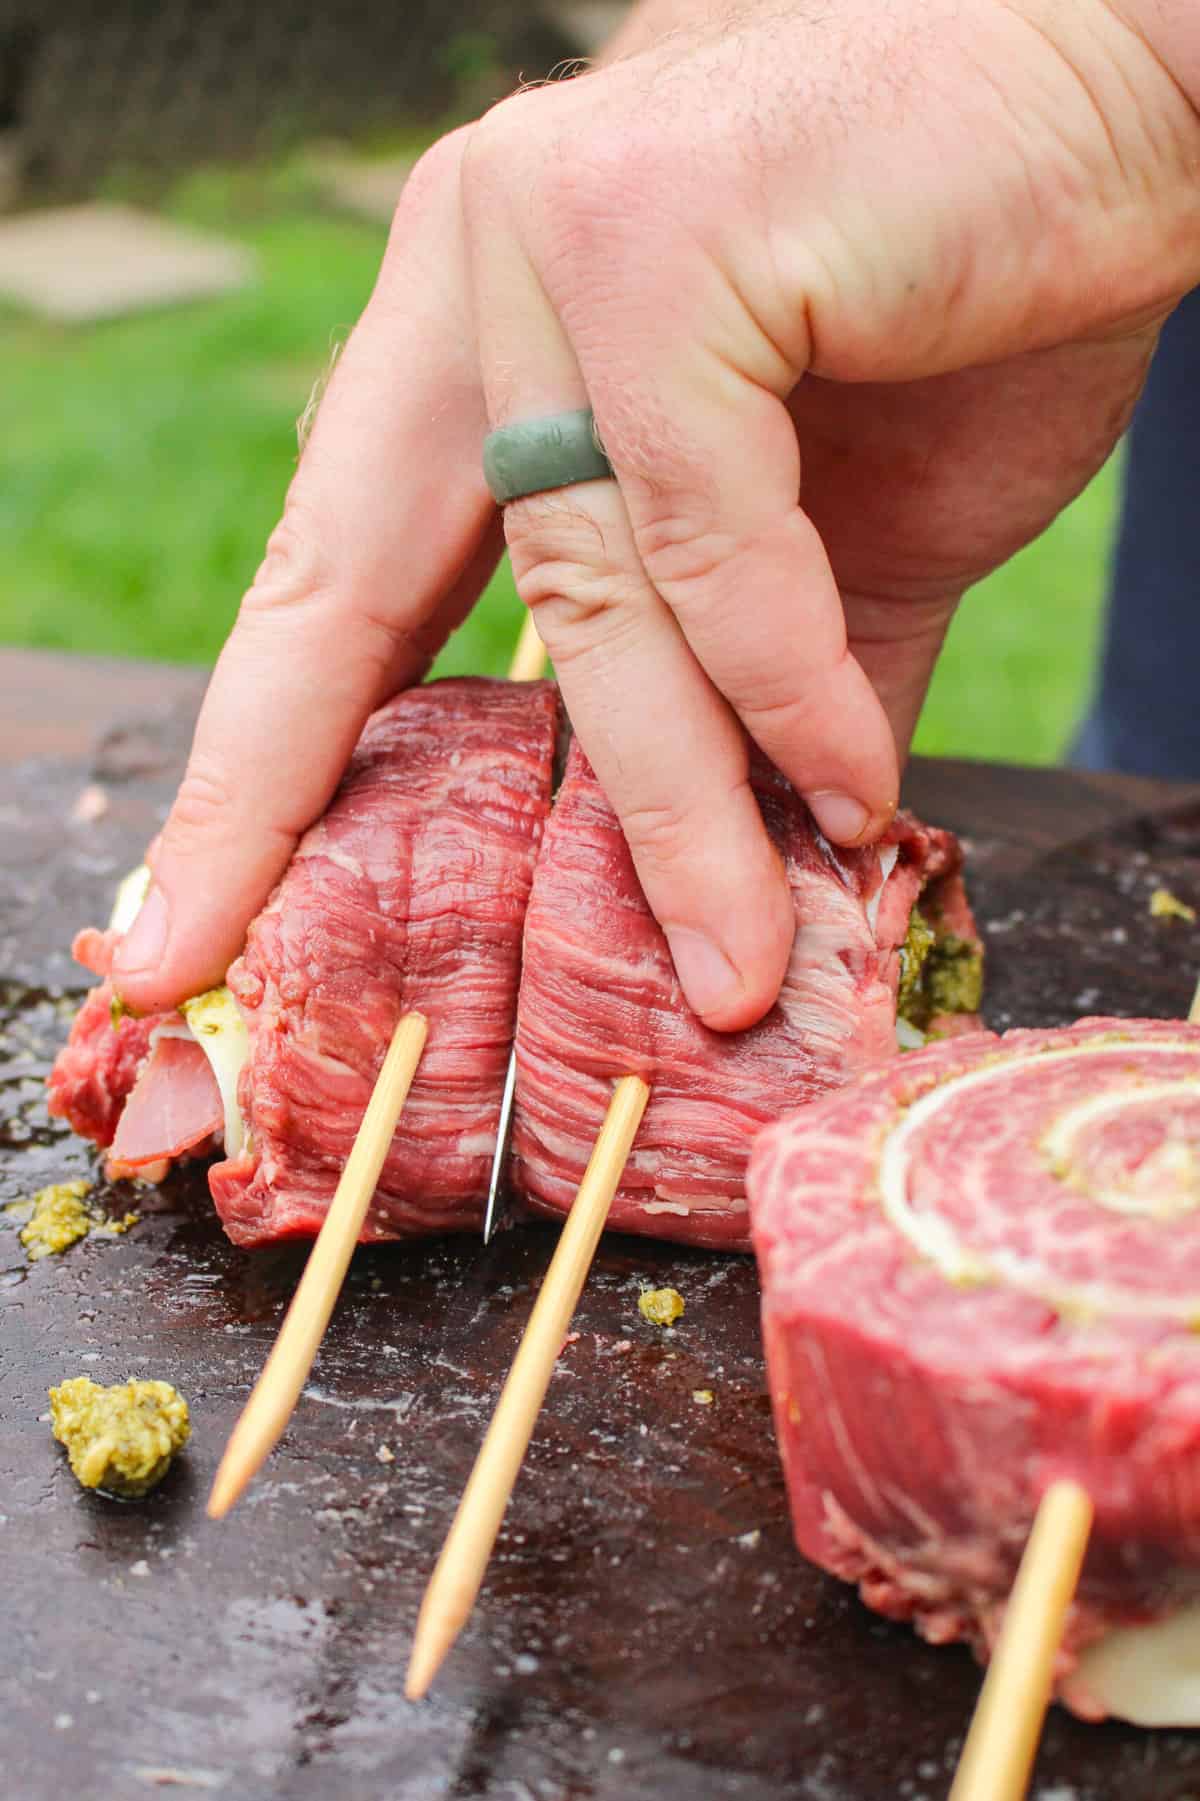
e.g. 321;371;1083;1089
896;909;936;1024
926;932;984;1019
896;910;983;1033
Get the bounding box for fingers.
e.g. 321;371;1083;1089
471;90;898;847
578;354;901;848
464;133;796;1032
464;95;897;1026
513;483;798;1032
114;132;500;1013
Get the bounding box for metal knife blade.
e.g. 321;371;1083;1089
483;1046;518;1243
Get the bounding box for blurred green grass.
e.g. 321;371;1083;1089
0;162;1119;765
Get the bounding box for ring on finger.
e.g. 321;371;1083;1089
482;408;613;504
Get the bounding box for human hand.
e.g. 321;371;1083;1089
113;0;1200;1029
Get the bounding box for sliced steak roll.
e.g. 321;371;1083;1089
210;677;559;1244
49;678;559;1246
512;740;981;1251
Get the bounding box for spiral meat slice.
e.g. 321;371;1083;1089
748;1016;1200;1720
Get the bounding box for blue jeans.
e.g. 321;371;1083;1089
1072;286;1200;779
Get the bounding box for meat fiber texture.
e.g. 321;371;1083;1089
46;923;178;1153
747;1017;1200;1717
210;677;559;1246
513;741;977;1251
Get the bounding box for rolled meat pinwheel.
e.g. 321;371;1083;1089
748;1016;1200;1724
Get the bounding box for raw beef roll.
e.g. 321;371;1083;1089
210;678;559;1244
512;741;981;1251
50;678;560;1244
747;1017;1200;1722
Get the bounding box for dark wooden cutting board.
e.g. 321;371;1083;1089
6;676;1200;1801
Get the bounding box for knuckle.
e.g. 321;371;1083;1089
619;798;695;874
634;517;737;601
396;124;473;219
466;90;647;263
166;756;240;850
460;92;547;214
504;492;607;583
241;495;335;623
504;505;648;663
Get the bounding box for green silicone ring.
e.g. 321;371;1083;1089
482;408;613;504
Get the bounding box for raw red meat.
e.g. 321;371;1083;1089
46;917;182;1154
209;677;559;1246
46;979;161;1150
513;741;979;1250
747;1016;1200;1716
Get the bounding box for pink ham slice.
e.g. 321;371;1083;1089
108;1036;223;1170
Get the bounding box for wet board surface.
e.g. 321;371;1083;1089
6;670;1200;1800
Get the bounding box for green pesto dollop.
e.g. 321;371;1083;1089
925;931;985;1020
49;1377;190;1499
11;1181;137;1261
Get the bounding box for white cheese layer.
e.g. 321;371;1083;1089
110;867;249;1159
181;988;250;1160
1070;1606;1200;1726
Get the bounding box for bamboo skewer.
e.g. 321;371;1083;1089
406;1073;650;1699
208;611;547;1519
207;1011;429;1519
1188;976;1200;1024
948;1480;1095;1800
508;611;547;682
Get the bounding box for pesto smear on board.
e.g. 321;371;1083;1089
49;1377;190;1498
8;1181;137;1261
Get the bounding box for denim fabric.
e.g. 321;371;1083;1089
1071;286;1200;778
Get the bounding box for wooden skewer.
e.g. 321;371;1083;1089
948;1479;1094;1801
209;612;546;1520
406;1072;650;1699
1188;976;1200;1024
208;614;546;1523
207;1011;429;1519
508;611;547;682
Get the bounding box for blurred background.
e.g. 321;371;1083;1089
0;0;1120;766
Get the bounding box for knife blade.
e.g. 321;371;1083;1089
483;1046;519;1243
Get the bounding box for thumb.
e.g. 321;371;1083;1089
112;133;498;1011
